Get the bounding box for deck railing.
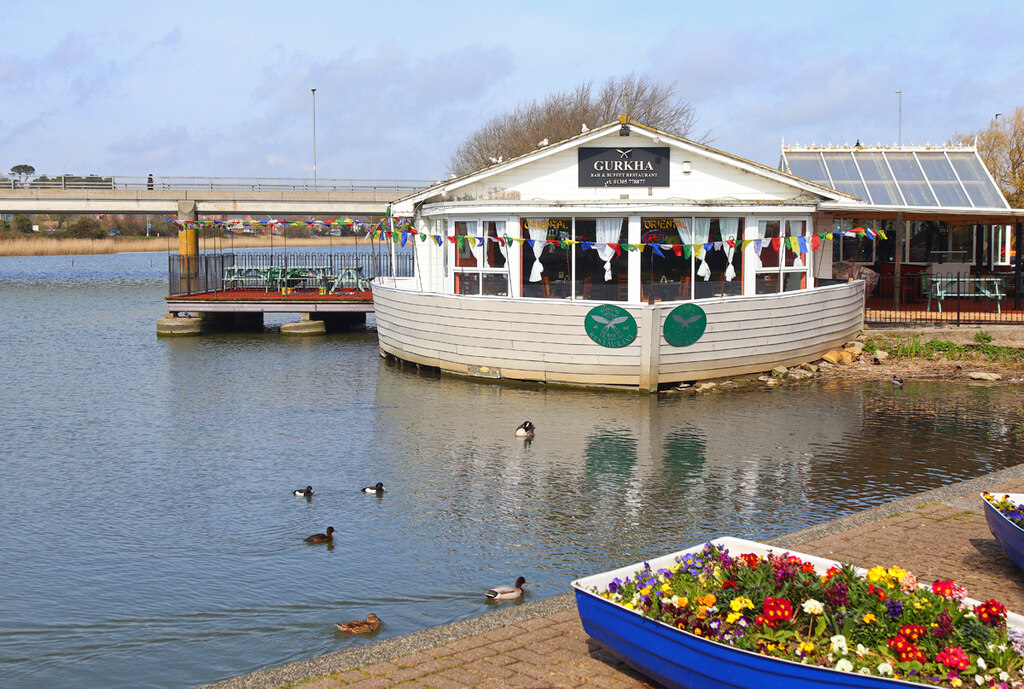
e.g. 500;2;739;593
864;270;1024;324
168;251;416;296
3;175;435;194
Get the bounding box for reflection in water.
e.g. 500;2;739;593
1;252;1023;689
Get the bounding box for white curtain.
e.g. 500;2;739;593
692;217;712;280
527;220;547;283
595;217;622;281
464;221;482;266
756;220;775;268
720;217;739;281
674;218;692;245
492;221;508;265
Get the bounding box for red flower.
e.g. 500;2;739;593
898;624;926;641
867;584;888;601
722;579;738;589
740;553;760;569
823;566;842;582
974;599;1007;627
936;646;970;671
932;580;955;597
887;635;927;663
762;597;794;625
800;562;816;574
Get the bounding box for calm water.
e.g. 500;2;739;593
2;251;1023;689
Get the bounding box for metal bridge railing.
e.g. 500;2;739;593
3;175;436;194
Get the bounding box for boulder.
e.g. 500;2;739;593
771;366;789;377
788;369;813;380
873;350;889;364
757;375;771;382
764;379;778;387
694;382;718;392
967;371;1002;381
821;351;843;365
818;360;835;371
800;363;820;373
844;342;865;356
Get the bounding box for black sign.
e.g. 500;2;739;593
578;147;670;187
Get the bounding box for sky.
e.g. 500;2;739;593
2;1;1022;185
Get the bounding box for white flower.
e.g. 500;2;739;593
977;657;987;671
835;658;854;672
858;667;872;675
975;675;984;686
855;643;868;657
830;634;849;656
877;662;894;676
801;599;824;615
1000;671;1010;681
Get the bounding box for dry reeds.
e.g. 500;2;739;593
0;235;361;257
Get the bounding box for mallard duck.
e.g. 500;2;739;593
335;613;381;634
892;374;904;389
294;485;313;497
304;526;335;544
362;482;385;494
486;576;526;601
515;421;535;438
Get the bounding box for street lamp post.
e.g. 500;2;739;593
311;88;318;191
895;89;902;145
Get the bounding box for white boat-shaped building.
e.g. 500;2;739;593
373;119;869;391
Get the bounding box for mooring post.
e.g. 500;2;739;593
177;200;199;295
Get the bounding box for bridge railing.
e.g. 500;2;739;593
3;175;436;194
168;251;416;296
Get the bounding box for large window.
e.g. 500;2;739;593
993;225;1015;266
521;218;573;298
573;218;628;301
755;219;810;294
454;220;508;295
639;217;743;301
831;218;875;263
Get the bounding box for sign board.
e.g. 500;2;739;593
663;303;707;347
585;304;638;348
578;147;670;187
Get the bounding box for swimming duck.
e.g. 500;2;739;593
294;485;313;497
891;374;904;389
335;613;381;634
304;526;335;544
486;576;527;601
515;421;535;438
362;482;385;494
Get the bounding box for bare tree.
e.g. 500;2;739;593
448;74;701;176
951;107;1024;208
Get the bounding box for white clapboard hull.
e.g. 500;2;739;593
371;279;864;391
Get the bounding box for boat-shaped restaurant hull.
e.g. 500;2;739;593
571;536;1024;689
983;493;1024;572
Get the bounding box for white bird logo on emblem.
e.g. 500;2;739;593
591;314;629;335
672;313;704;327
616;149;632;158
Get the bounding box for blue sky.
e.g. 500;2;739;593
2;1;1022;183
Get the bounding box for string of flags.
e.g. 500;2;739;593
164;217;887;258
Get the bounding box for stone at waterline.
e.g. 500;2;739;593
873;350;890;364
800;363;819;373
771;366;788;377
694;382;717;392
787;370;813;380
757;375;771;382
967;371;1002;381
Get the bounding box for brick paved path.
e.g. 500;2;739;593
207;470;1024;689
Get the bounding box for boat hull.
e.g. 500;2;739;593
983;493;1024;571
371;280;864;390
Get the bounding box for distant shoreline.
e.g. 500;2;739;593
0;235;373;257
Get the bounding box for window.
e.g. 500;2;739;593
573;218;628;301
831;219;875;263
521;218;573;298
754;218;810;294
640;217;692;301
993;225;1014;266
453;219;509;296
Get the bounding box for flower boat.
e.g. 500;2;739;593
571;537;1024;689
982;493;1024;572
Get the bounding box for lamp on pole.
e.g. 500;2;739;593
311;87;318;191
895;89;902;145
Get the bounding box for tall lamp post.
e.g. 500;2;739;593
895;89;902;145
311;87;318;191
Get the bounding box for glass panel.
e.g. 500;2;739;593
756;220;781;269
483;220;506;269
571;218;628;301
917;154;970;207
949;225;974;263
521;218;572;299
822;152;868;200
454;221;478;267
854;153;901;205
784;219;806;267
786;153;829;184
783;272;806;292
456;272;479;295
948;153;1007;208
884;153;938;206
481;273;508;296
638;217;691;302
875;220;896;263
841;219;874;262
693;218;743;299
908;220;944;262
755;273;780;295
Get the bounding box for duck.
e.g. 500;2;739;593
304;526;335;544
515;421;535;438
362;482;385;494
486;576;527;601
293;485;313;497
891;374;904;389
335;613;381;634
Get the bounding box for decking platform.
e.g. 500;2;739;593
166;287;374;313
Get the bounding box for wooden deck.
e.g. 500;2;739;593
166;287;374;313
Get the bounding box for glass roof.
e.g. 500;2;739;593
781;149;1008;210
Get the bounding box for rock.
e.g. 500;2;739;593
844;342;864;356
967;371;1002;381
771;366;789;377
676;383;691;389
757;375;771;382
719;380;738;389
818;361;835;371
800;363;819;373
694;382;718;392
764;379;778;387
840;350;854;364
787;370;813;380
821;351;843;365
873;350;889;364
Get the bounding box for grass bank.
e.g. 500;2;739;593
0;235;365;256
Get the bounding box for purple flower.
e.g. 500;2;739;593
886;599;903;619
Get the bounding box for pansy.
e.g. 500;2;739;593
801;599;824;615
876;661;894;676
830;634;849;656
835;658;854;672
862;613;877;624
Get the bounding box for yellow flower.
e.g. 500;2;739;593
730;597;754;612
670;595;688;609
726;611;743;624
670;562;682;574
696;594;717;607
887;566;907;581
660;584;672;593
624;602;635;610
862;613;876;624
866;566;887;583
798;641;815;654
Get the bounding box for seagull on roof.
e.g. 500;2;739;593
537;138;549;147
489;156;498;164
581;123;589;133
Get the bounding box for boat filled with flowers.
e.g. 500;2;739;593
982;493;1024;573
572;537;1024;689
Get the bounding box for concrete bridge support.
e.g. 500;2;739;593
157;310;265;336
281;312;328;336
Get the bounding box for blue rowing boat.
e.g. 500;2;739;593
982;492;1024;572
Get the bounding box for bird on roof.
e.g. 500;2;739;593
335;614;381;634
581;123;589;133
305;526;335;544
515;421;535;438
891;374;904;389
486;576;527;601
293;485;313;497
489;156;498;164
537;138;549;147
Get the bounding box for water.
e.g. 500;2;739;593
2;252;1023;689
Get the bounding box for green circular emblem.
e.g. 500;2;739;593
585;304;637;348
663;303;707;347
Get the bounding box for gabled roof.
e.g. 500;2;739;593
393;120;857;210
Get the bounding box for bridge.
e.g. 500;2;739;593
0;174;435;217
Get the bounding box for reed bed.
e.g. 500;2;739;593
0;235;362;257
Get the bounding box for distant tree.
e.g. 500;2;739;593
0;219;11;234
10;164;35;182
448;74;704;176
14;215;33;233
63;216;105;239
951;106;1024;208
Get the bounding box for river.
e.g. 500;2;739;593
1;251;1022;689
